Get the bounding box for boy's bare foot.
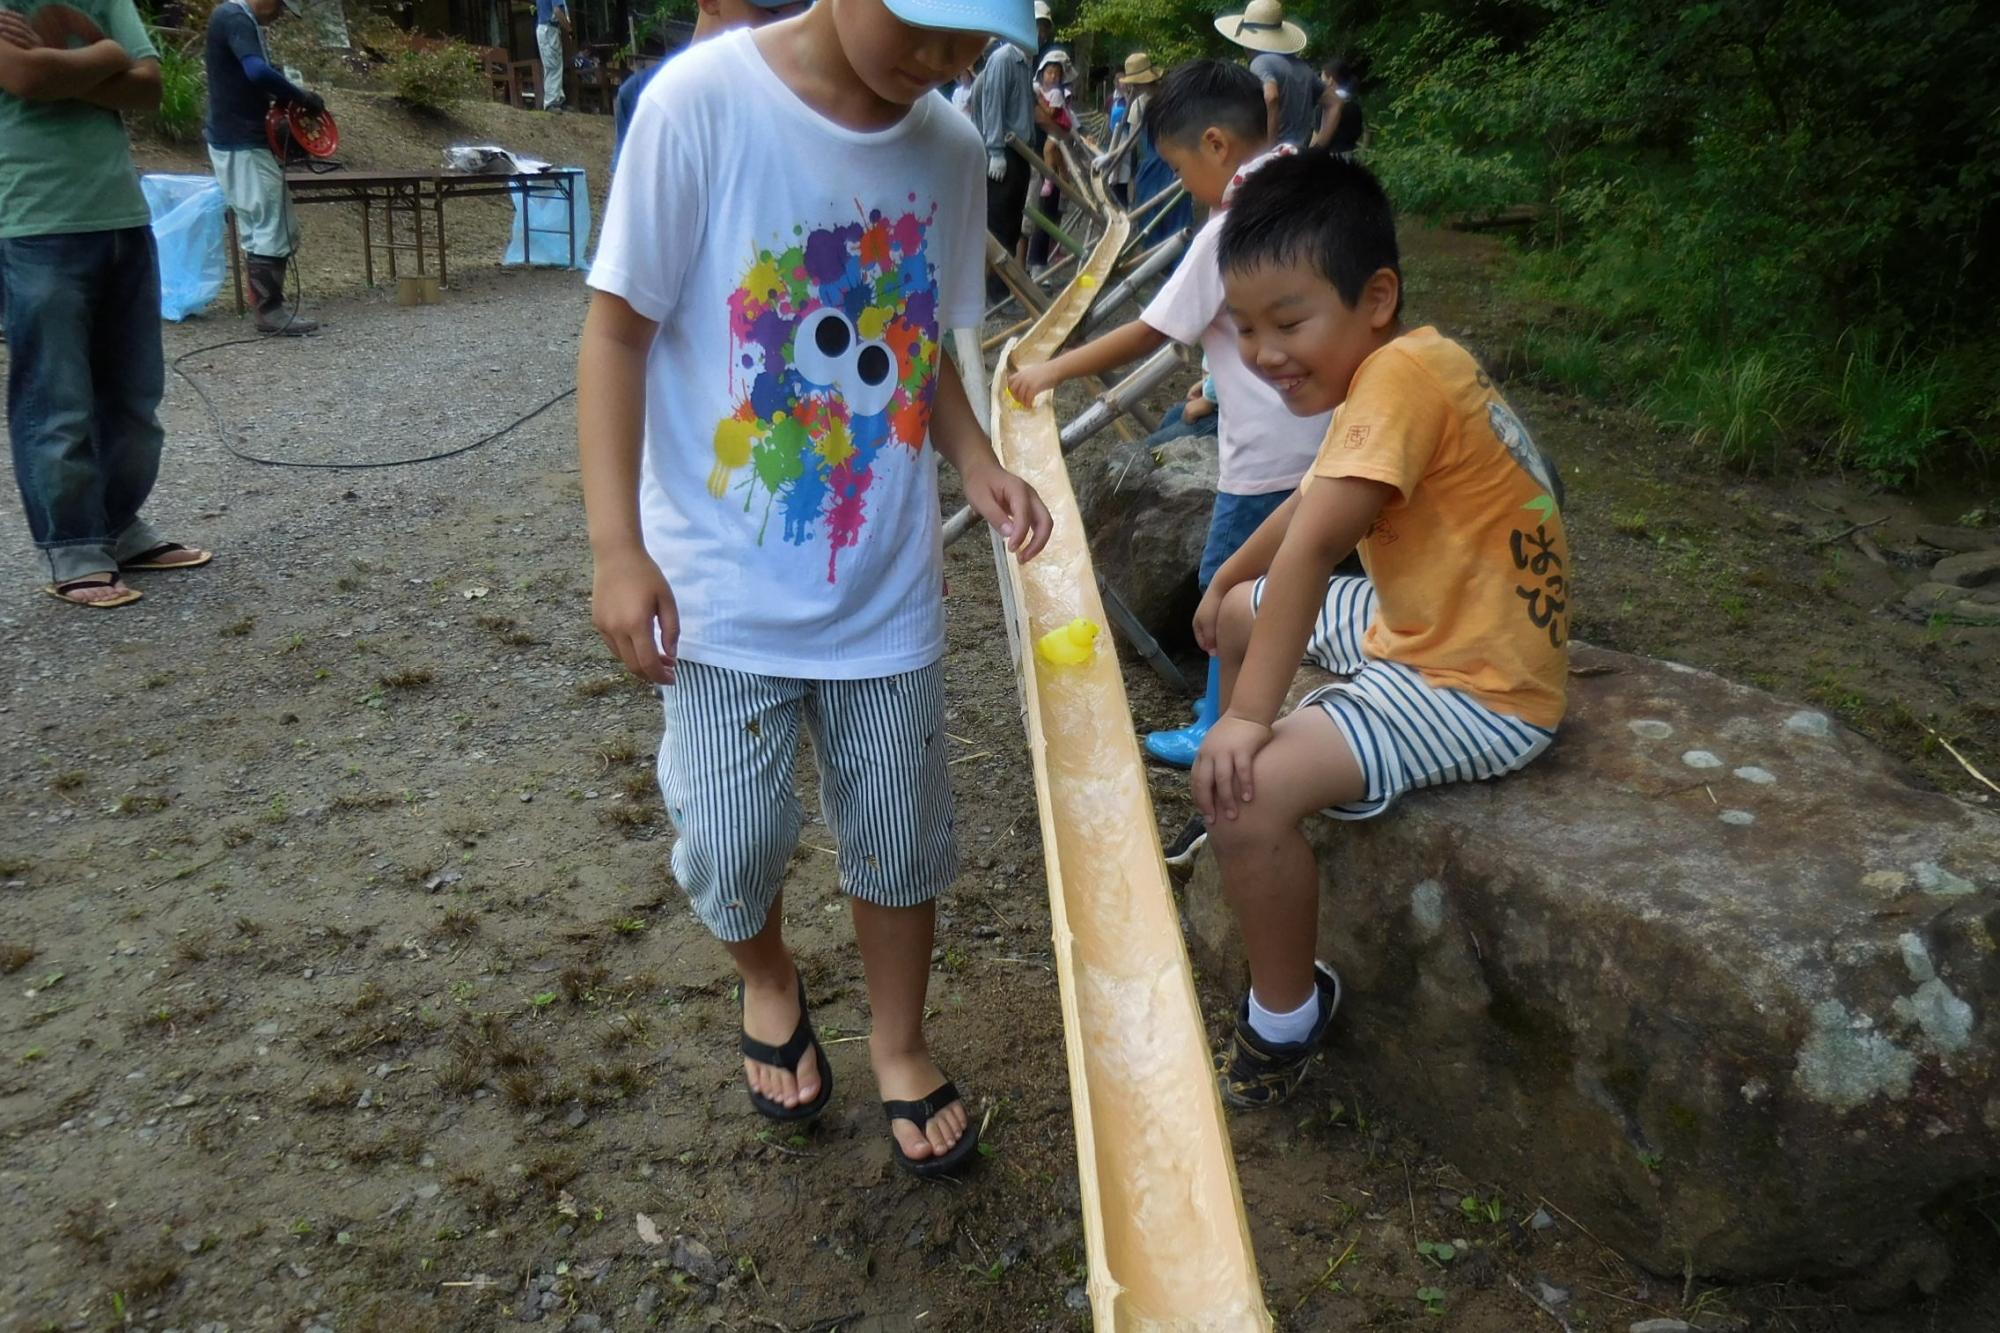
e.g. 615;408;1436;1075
873;1042;968;1161
43;573;142;608
740;971;821;1110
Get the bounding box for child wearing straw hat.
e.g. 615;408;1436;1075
1215;0;1321;149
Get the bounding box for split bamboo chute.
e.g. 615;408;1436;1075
969;176;1272;1330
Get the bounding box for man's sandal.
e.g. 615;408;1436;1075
884;1081;981;1179
739;975;833;1123
1214;962;1344;1109
120;543;213;571
42;574;142;609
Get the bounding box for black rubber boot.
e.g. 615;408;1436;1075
248;255;317;336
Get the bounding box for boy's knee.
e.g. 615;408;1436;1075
1219;581;1258;657
1206;797;1296;858
669;806;796;911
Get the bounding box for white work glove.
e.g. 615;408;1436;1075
987;152;1007;181
1090;151;1112;174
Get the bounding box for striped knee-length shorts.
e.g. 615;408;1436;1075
657;660;958;942
1254;575;1557;821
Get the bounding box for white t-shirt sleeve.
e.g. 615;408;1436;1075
587;71;705;323
1140;215;1225;346
933;109;988;331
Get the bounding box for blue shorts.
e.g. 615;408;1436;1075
1200;489;1292;589
1254;575;1556;819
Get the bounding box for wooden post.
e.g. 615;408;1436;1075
1006;134;1105;225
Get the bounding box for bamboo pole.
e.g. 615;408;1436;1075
981;172;1271;1331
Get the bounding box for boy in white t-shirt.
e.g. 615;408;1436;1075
578;0;1051;1178
1006;59;1331;791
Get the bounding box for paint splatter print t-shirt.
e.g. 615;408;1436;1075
589;29;986;678
1303;327;1571;728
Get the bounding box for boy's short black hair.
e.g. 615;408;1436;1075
1218;149;1402;315
1147;59;1265;150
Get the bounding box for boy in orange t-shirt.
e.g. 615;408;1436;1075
1189;151;1571;1107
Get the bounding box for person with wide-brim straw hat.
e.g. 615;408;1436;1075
1092;51;1169;209
1118;50;1160;85
1216;0;1321;147
1214;0;1307;54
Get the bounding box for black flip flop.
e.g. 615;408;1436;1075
884;1080;980;1179
739;975;833;1123
119;542;213;572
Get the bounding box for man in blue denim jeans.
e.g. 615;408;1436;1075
0;0;212;608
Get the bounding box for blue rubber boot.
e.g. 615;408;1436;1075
1144;657;1222;769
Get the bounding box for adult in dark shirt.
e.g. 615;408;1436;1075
205;0;326;333
1213;0;1320;149
612;0;808;171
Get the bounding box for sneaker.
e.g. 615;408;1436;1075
1214;962;1344;1109
1162;814;1207;870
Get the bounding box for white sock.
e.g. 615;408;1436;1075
1247;985;1321;1047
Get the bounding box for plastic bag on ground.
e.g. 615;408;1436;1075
141;174;227;321
504;167;591;270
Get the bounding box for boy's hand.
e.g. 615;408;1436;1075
592;548;679;685
0;12;44;48
30;4;107;46
1183;393;1214;423
963;460;1053;562
1193;714;1273;823
1006;361;1060;408
1192;584;1227;656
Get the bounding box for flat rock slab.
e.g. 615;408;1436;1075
1900;580;2000;626
1184;645;1999;1292
1914;524;2000;554
1930;549;2000;588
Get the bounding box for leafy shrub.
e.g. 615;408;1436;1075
352;18;483;113
150;35;204;143
1346;0;2000;487
384;37;483;113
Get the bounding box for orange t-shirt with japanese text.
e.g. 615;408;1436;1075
1306;327;1570;728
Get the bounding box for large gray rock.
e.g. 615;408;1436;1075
1184;645;2000;1294
1072;431;1215;643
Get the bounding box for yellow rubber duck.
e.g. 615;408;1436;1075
1036;617;1100;667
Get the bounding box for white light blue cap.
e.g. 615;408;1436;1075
881;0;1040;55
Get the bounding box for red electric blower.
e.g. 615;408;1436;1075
266;102;340;168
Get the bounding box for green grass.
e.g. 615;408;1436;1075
151;38;204;144
1649;346;1813;475
1827;331;1956;488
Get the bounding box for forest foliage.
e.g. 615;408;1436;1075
1071;0;2000;487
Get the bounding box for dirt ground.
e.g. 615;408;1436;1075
3;98;1997;1333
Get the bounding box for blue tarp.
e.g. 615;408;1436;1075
141;174;227;321
504;167;591;269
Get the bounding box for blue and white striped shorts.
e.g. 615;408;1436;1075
1254;575;1556;821
657;660;959;943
